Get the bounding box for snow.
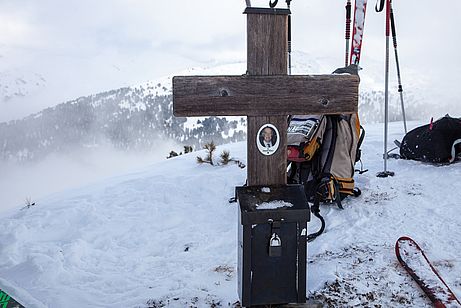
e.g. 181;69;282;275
256;200;293;210
0;70;46;104
0;121;460;307
118;99;147;113
261;187;271;193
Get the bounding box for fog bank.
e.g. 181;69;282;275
0;142;180;213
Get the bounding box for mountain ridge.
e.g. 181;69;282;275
0;52;429;162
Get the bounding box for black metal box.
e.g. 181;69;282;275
236;184;310;307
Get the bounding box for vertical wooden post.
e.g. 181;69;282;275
172;7;359;307
245;9;289;186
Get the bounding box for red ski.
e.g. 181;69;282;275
395;236;461;308
349;0;368;66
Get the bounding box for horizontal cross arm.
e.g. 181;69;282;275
173;74;359;117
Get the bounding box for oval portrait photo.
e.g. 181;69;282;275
256;124;280;156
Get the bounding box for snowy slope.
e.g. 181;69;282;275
0;121;460;307
0;69;49;123
0;70;46;103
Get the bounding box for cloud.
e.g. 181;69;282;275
0;140;180;212
0;0;460;122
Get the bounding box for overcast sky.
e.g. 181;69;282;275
1;0;460;121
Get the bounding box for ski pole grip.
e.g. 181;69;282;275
390;9;397;47
288;15;291;42
345;2;352;39
385;0;390;36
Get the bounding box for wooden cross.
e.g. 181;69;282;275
173;7;358;186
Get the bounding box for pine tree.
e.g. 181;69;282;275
197;143;245;168
220;150;231;165
184;145;193;154
167;151;179;159
197;141;216;165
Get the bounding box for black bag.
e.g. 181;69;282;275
400;115;461;164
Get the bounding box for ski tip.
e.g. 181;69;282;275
396;236;419;249
395;236;461;306
395;236;420;258
397;235;413;242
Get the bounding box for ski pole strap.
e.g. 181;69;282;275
269;0;278;8
375;0;385;12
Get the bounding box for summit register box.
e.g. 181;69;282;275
236;185;310;307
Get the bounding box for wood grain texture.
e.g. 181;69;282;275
247;116;287;186
246;13;287;186
171;11;360;187
173;75;359;116
247;13;287;76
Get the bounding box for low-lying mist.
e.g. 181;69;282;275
0;140;181;213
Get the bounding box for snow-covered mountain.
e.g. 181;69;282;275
0;121;459;307
0;52;435;162
0;69;46;103
0;80;245;162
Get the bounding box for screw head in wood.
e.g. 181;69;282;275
320;98;329;106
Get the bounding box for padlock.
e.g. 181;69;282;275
269;233;282;257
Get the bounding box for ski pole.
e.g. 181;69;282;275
345;0;352;67
390;0;407;133
287;0;292;75
377;0;394;177
384;0;390;172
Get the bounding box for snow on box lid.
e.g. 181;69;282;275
236;185;310;225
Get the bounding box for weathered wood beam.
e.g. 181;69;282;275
173;74;359;117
